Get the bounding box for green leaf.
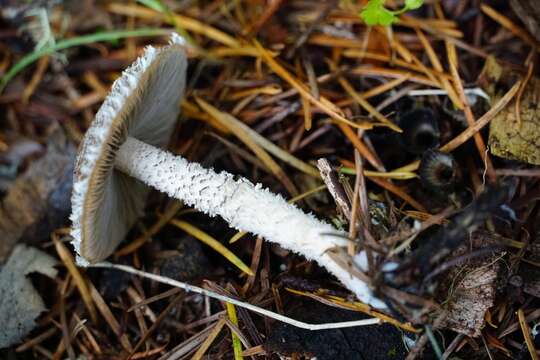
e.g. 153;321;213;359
137;0;167;13
405;0;424;10
360;0;397;26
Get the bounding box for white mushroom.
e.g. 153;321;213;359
70;34;385;308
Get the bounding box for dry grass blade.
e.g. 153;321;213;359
52;233;98;324
340;48;452;81
287;184;327;203
107;3;240;48
15;328;57;352
210;46;268;58
340;167;417;180
126;288;152;345
229;231;248;244
131;344;168;359
242;345;266;357
157;324;215;359
170;219;254;276
399;14;464;38
128;288;181;313
301;94;312;130
359;76;411;100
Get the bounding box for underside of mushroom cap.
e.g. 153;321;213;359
71;34;188;265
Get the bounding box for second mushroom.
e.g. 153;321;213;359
70;34;385;308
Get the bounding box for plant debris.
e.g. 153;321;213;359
1;0;540;358
0;127;75;262
0;244;58;348
485;58;540;165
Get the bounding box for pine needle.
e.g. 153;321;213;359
170;219;254;276
225;303;244;360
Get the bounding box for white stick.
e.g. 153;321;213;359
115;136;386;308
91;262;381;330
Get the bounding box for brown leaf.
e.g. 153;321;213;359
440;260;499;337
0;244;58;348
0;127;76;263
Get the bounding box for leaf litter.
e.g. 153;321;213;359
0;244;58;348
1;1;540;359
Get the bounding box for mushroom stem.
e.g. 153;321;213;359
115;136;385;308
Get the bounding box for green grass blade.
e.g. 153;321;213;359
0;28;171;92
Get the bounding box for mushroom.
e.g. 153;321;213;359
70;34;385;308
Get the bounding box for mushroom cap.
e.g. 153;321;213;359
70;34;188;265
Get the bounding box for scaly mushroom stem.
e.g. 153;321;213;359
115;136;385;308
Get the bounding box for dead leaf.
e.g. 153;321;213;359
0;126;76;263
440;257;499;337
0;244;58;348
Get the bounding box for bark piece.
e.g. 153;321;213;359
484;57;540;165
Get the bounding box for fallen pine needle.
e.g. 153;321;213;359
89;262;381;330
196;97;298;195
518;308;539;360
440;80;522;153
53;232;98;324
253;40;373;130
337;76;402;132
225;303;244;360
170;219;254;276
108;3;240;48
480;4;540;51
197;94;321;178
191;318;226;360
88;281;133;351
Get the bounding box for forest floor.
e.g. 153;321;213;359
1;1;540;359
